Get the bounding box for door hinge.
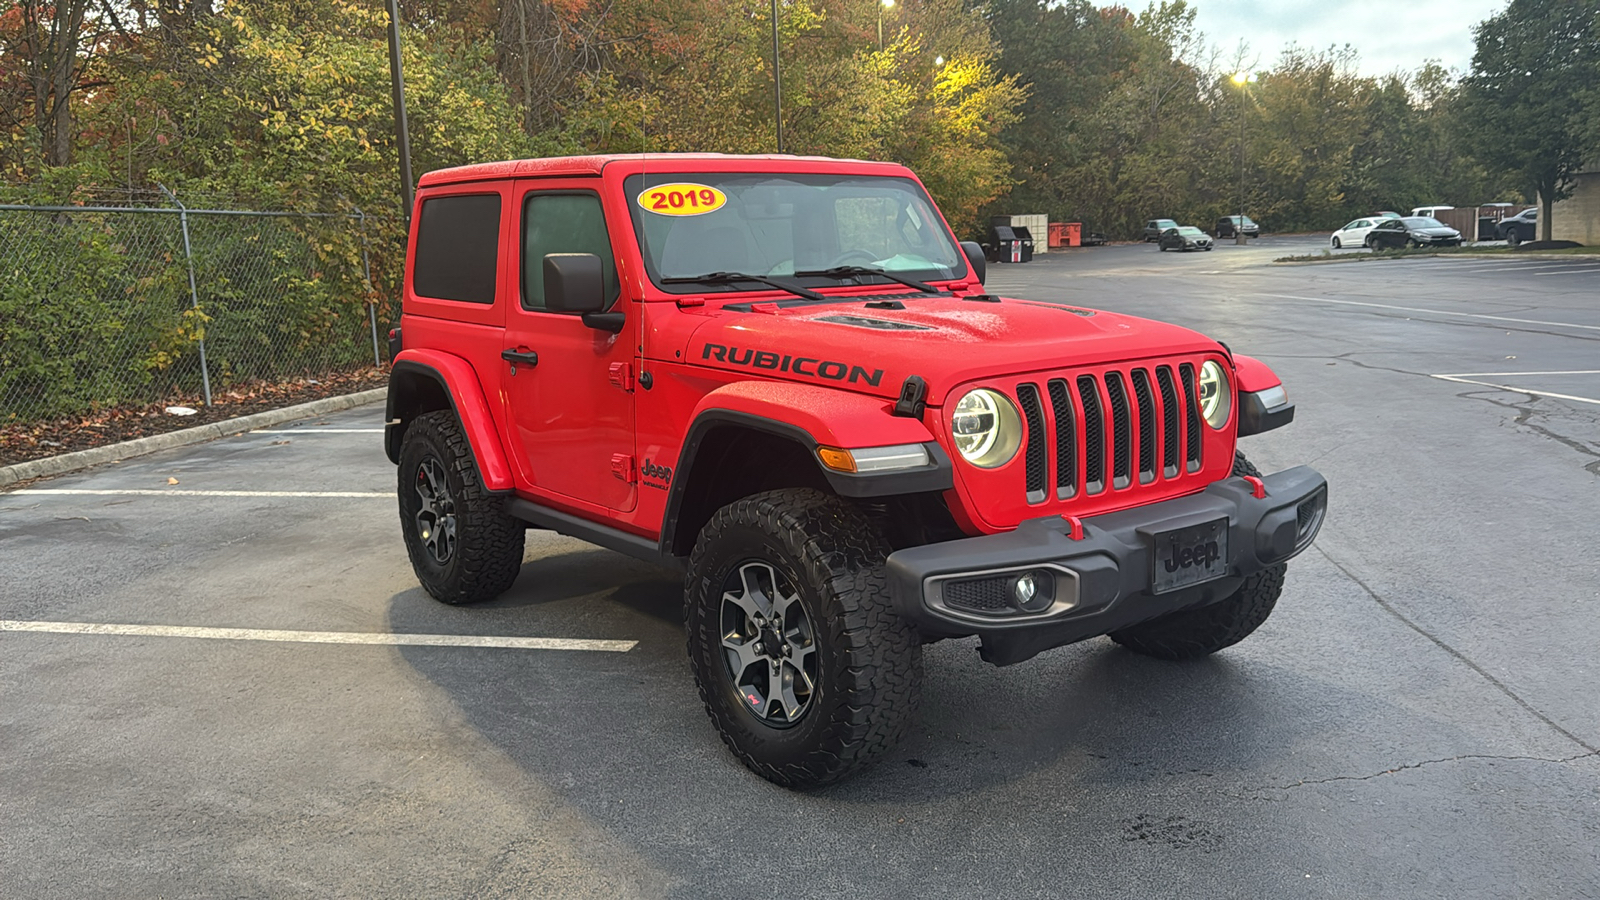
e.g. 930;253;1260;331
609;362;635;392
611;453;637;483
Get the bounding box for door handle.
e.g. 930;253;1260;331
501;348;538;375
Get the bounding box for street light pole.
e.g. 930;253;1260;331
1231;71;1253;245
386;0;415;224
878;0;894;51
771;0;783;153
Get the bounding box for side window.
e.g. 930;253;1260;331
521;192;619;311
412;194;502;303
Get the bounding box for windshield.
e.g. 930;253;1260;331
1177;227;1204;236
624;172;966;293
1403;217;1445;228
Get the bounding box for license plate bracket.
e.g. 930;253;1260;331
1152;518;1229;594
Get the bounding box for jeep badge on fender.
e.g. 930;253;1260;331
383;153;1327;789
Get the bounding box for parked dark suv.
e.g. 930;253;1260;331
1215;215;1259;238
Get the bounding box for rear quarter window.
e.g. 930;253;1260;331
412;194;502;304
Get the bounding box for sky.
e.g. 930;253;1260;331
1181;1;1509;78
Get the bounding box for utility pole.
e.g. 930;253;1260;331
386;0;416;224
771;0;784;153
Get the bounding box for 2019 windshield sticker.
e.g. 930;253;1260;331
636;183;727;217
702;343;884;386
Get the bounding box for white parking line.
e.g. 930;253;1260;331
253;428;385;434
1535;267;1600;277
1430;375;1600;406
0;620;637;652
14;489;388;498
1261;294;1600;333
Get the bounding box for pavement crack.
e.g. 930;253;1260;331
1458;391;1600;476
1316;545;1598;754
1272;750;1600;791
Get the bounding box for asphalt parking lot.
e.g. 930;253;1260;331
4;236;1599;898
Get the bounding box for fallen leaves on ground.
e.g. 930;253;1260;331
1;368;389;468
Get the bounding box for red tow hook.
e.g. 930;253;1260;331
1242;475;1267;499
1061;514;1085;540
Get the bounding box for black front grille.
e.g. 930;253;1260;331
1006;359;1210;505
1179;363;1202;471
1156;366;1181;477
1047;379;1076;499
1077;376;1106;493
1016;384;1047;504
1131;369;1157;484
1105;372;1132;489
944;576;1012;613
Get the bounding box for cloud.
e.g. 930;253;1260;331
1179;0;1506;77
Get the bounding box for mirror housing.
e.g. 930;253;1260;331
544;253;622;332
544;253;606;314
960;241;986;286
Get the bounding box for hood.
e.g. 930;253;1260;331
674;294;1224;405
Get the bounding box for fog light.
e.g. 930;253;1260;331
1011;570;1055;612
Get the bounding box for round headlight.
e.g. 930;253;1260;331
950;389;1023;468
1198;360;1232;429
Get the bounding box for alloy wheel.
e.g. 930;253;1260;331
414;458;457;565
719;560;818;727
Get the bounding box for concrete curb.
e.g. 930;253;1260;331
1274;250;1597;266
0;388;388;489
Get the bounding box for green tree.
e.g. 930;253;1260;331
1460;0;1600;241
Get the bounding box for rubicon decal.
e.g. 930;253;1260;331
702;343;884;387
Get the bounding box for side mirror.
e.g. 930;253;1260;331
544;253;605;313
544;253;623;332
960;241;986;286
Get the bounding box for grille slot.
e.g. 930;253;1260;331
1077;376;1106;494
1016;383;1047;504
1156;366;1181;478
1047;379;1076;499
943;576;1013;613
1179;363;1202;471
1105;372;1132;489
1131;369;1157;484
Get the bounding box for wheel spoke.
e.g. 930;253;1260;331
767;664;793;721
722;588;764;623
737;562;777;617
777;662;814;723
721;632;764;676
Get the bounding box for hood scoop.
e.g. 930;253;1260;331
813;314;933;332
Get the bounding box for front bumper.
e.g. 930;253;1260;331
885;466;1327;666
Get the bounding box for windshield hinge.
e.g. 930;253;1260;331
893;375;928;419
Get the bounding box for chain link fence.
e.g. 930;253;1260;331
0;187;401;424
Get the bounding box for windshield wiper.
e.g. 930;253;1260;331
660;271;825;302
792;265;939;294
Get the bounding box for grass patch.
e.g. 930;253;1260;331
1274;244;1598;264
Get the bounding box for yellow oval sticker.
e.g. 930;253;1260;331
636;183;727;217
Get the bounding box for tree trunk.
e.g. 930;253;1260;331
1539;178;1554;243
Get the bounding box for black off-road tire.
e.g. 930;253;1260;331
1109;451;1286;660
684;488;923;788
1506;228;1521;247
398;410;525;605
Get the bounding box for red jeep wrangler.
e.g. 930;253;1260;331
385;154;1327;787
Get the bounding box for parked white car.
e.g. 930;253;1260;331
1411;205;1455;217
1331;217;1383;249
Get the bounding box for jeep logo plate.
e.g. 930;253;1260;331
1151;518;1228;594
